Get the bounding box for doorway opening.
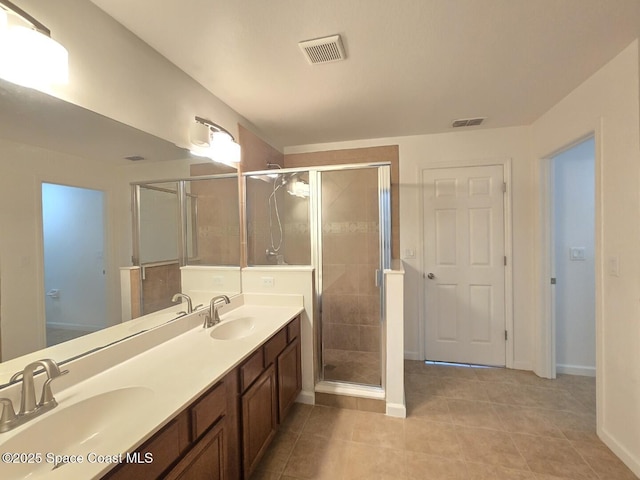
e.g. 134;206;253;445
41;182;108;346
550;137;596;377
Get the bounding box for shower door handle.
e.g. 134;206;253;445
374;269;381;287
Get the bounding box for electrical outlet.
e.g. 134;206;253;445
261;276;275;288
212;276;224;287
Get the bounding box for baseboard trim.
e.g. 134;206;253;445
600;426;640;477
404;351;421;361
556;364;595;377
386;402;406;418
512;361;533;371
296;389;315;405
46;322;103;332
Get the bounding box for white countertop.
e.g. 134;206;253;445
0;294;304;480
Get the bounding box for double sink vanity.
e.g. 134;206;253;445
0;294;304;480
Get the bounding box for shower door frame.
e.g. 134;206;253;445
314;163;391;394
243;162;392;395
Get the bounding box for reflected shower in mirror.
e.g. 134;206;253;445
0;77;242;368
132;175;241;317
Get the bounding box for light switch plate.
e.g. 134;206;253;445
569;247;586;261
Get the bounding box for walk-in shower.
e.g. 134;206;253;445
245;163;391;391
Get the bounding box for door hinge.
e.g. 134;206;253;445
504;256;507;266
505;330;508;341
551;277;557;285
502;182;507;193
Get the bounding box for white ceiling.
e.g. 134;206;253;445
91;0;640;148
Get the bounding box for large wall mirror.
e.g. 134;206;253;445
0;78;241;370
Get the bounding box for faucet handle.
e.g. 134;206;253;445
0;398;16;424
38;370;68;408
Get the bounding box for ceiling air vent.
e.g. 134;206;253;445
452;117;486;128
298;34;346;65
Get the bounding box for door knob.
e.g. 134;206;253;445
427;273;435;280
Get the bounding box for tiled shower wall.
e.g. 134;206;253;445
321;168;381;382
141;262;181;315
246;176;310;266
190;177;240;266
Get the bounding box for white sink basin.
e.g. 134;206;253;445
0;386;154;479
210;317;256;340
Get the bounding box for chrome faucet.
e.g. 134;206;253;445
172;293;194;313
0;359;68;433
203;295;230;328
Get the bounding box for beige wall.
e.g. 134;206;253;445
531;40;640;476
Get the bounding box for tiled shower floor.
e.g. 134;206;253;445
250;361;637;479
322;349;381;386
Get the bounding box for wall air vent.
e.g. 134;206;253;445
452;117;486;128
298;34;346;65
124;155;145;161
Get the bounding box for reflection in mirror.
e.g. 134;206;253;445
187;176;240;266
133;175;241;316
0;78;241;371
42;182;108;347
137;182;181;314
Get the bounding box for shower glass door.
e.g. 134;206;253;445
318;165;390;387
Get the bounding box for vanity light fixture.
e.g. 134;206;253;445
0;0;68;91
189;116;241;167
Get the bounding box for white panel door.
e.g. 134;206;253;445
423;165;505;366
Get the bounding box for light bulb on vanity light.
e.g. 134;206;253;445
0;3;68;91
189;118;241;166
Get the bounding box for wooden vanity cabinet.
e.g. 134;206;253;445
241;364;277;476
103;315;301;480
240;315;302;478
104;373;237;480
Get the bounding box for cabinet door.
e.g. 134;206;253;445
277;337;302;422
165;420;225;480
241;364;277;478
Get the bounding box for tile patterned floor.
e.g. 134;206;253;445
251;361;638;480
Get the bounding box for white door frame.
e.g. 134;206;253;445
418;158;514;368
537;127;603;379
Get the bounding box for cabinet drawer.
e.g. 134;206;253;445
240;348;264;392
264;328;287;367
191;382;226;440
106;411;189;480
287;316;300;343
